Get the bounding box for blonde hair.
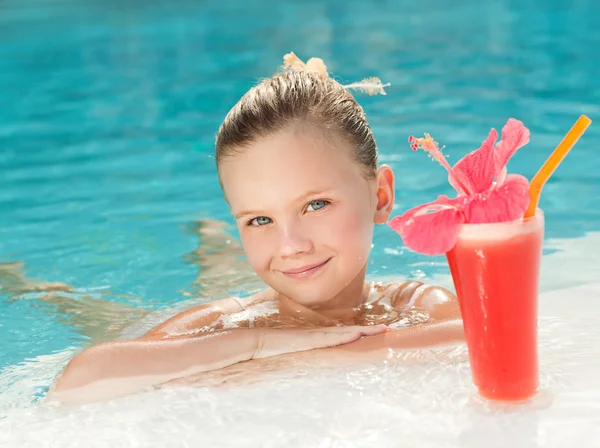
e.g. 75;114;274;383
215;53;389;179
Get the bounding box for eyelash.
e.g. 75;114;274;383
306;199;330;212
246;200;331;227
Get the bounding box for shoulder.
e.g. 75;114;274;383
188;288;277;314
234;288;279;310
367;280;460;320
367;280;427;308
143;289;278;338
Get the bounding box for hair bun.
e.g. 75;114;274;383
281;51;390;96
282;51;329;78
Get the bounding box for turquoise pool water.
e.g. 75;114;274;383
1;1;599;445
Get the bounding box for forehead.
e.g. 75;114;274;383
219;129;366;209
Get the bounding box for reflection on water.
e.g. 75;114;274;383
182;219;265;299
0;218;263;346
0;261;148;344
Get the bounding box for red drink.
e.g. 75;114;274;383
446;210;544;401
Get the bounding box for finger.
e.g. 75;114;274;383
317;330;363;347
359;324;389;336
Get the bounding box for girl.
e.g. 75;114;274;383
50;53;465;404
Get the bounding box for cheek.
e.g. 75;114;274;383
239;230;274;273
314;203;374;255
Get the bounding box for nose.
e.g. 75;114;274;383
279;221;314;258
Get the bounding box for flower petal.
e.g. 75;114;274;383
390;195;460;223
450;128;499;194
494;118;530;175
496;166;508;186
388;196;465;255
463;174;530;224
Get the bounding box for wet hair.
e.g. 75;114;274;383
215;71;378;179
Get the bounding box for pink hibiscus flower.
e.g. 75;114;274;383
388;118;531;256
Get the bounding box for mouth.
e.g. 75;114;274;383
280;258;331;279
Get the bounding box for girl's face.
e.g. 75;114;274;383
219;128;395;307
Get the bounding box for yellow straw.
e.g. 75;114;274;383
524;115;592;218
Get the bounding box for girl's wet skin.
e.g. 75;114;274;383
47;65;464;405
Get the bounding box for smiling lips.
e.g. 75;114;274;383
281;258;331;279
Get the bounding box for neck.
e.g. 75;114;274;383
277;265;368;325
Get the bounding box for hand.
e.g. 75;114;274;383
253;324;389;359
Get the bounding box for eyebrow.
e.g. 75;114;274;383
233;189;333;220
234;210;262;220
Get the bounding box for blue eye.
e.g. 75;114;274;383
306;200;329;212
249;216;272;226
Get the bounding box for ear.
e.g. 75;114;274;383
373;165;395;224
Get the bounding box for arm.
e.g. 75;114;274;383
50;294;265;403
49;295;253;404
158;319;465;389
346;318;464;352
49;324;387;405
50;329;259;404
